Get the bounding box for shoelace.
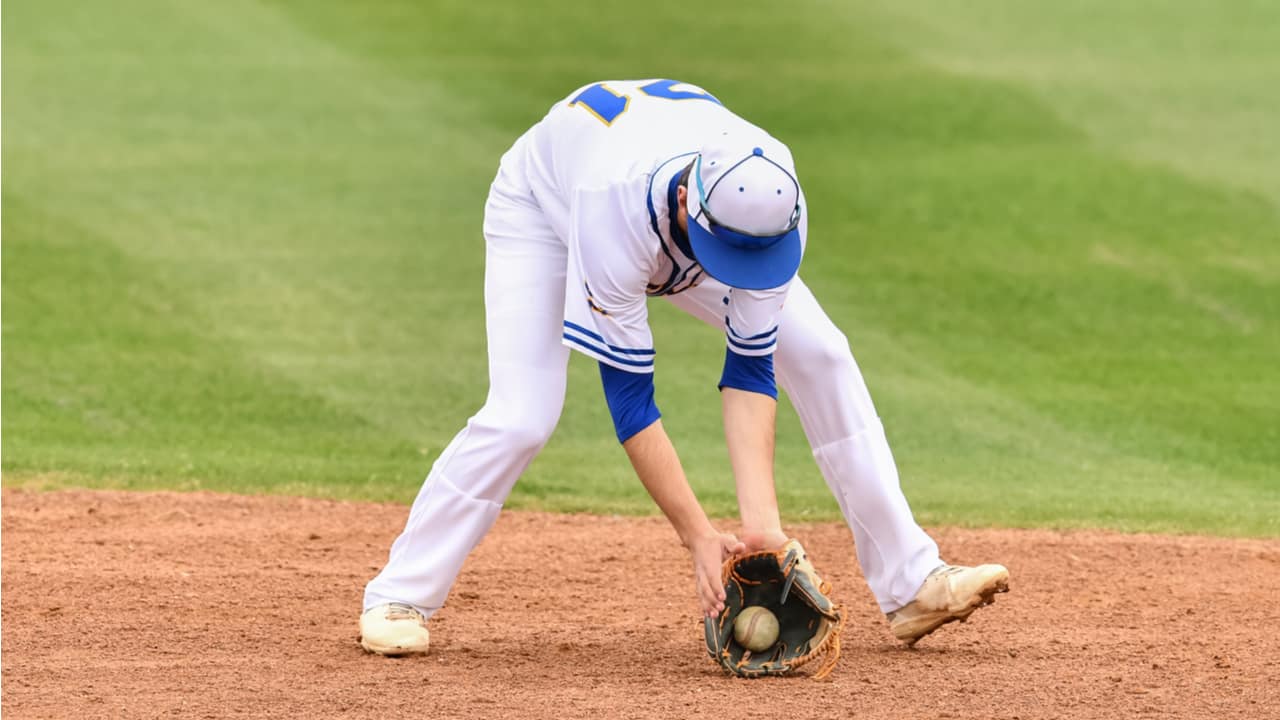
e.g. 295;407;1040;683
385;603;422;622
932;564;964;577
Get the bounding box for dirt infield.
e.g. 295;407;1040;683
3;489;1278;719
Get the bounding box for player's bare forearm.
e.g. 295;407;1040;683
622;419;744;617
722;387;786;549
622;419;714;545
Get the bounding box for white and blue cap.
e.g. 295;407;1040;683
686;127;803;290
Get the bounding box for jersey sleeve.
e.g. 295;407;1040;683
562;182;659;374
716;284;789;398
723;285;788;357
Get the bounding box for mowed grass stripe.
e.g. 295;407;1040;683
0;0;516;500
4;1;1277;534
851;0;1280;207
1;195;424;499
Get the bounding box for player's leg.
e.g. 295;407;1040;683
361;137;570;653
666;278;1005;635
766;279;942;611
770;281;1008;641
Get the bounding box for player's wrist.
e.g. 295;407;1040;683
677;521;719;550
737;505;784;542
740;528;789;552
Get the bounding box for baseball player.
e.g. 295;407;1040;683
359;79;1009;656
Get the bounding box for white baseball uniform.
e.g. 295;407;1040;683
364;80;941;617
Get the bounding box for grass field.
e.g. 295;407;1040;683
4;1;1278;535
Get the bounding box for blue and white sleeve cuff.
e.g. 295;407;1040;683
724;318;778;357
563;320;656;373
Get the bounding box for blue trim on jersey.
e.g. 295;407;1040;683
599;362;662;443
563;334;655;368
644;153;699;297
666;170;696;260
719;347;777;399
646;171;680;294
726;318;779;342
563;321;654;355
726;334;778;352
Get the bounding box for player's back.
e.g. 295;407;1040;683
528;79;757;197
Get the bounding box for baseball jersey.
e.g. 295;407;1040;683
520;79;808;375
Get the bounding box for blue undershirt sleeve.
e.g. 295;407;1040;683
598;362;662;443
718;348;778;399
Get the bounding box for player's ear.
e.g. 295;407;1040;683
676;184;688;208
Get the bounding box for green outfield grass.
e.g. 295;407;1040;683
4;1;1277;536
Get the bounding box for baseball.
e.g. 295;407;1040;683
733;606;780;652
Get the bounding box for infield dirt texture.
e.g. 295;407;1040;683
4;489;1279;719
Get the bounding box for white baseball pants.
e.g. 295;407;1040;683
363;141;941;617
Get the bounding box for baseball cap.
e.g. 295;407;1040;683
686;128;803;290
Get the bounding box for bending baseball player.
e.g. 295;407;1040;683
359;80;1009;660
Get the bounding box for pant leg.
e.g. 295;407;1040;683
363;136;570;617
666;277;940;613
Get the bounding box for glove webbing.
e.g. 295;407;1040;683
723;548;844;680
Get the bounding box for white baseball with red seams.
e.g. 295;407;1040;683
363;80;942;621
734;606;780;652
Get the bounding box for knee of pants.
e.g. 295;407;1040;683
504;411;560;456
476;394;563;457
783;326;856;383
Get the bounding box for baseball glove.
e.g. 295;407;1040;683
704;539;843;679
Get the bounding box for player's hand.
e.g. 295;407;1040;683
689;531;746;618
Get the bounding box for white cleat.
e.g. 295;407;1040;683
359;602;430;656
887;563;1010;646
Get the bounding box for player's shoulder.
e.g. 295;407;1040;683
557;79;730;114
560;78;700;97
573;172;655;227
568;175;661;289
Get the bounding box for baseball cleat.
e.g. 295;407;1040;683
359;602;430;656
887;563;1009;646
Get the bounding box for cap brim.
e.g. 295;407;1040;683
687;217;802;291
